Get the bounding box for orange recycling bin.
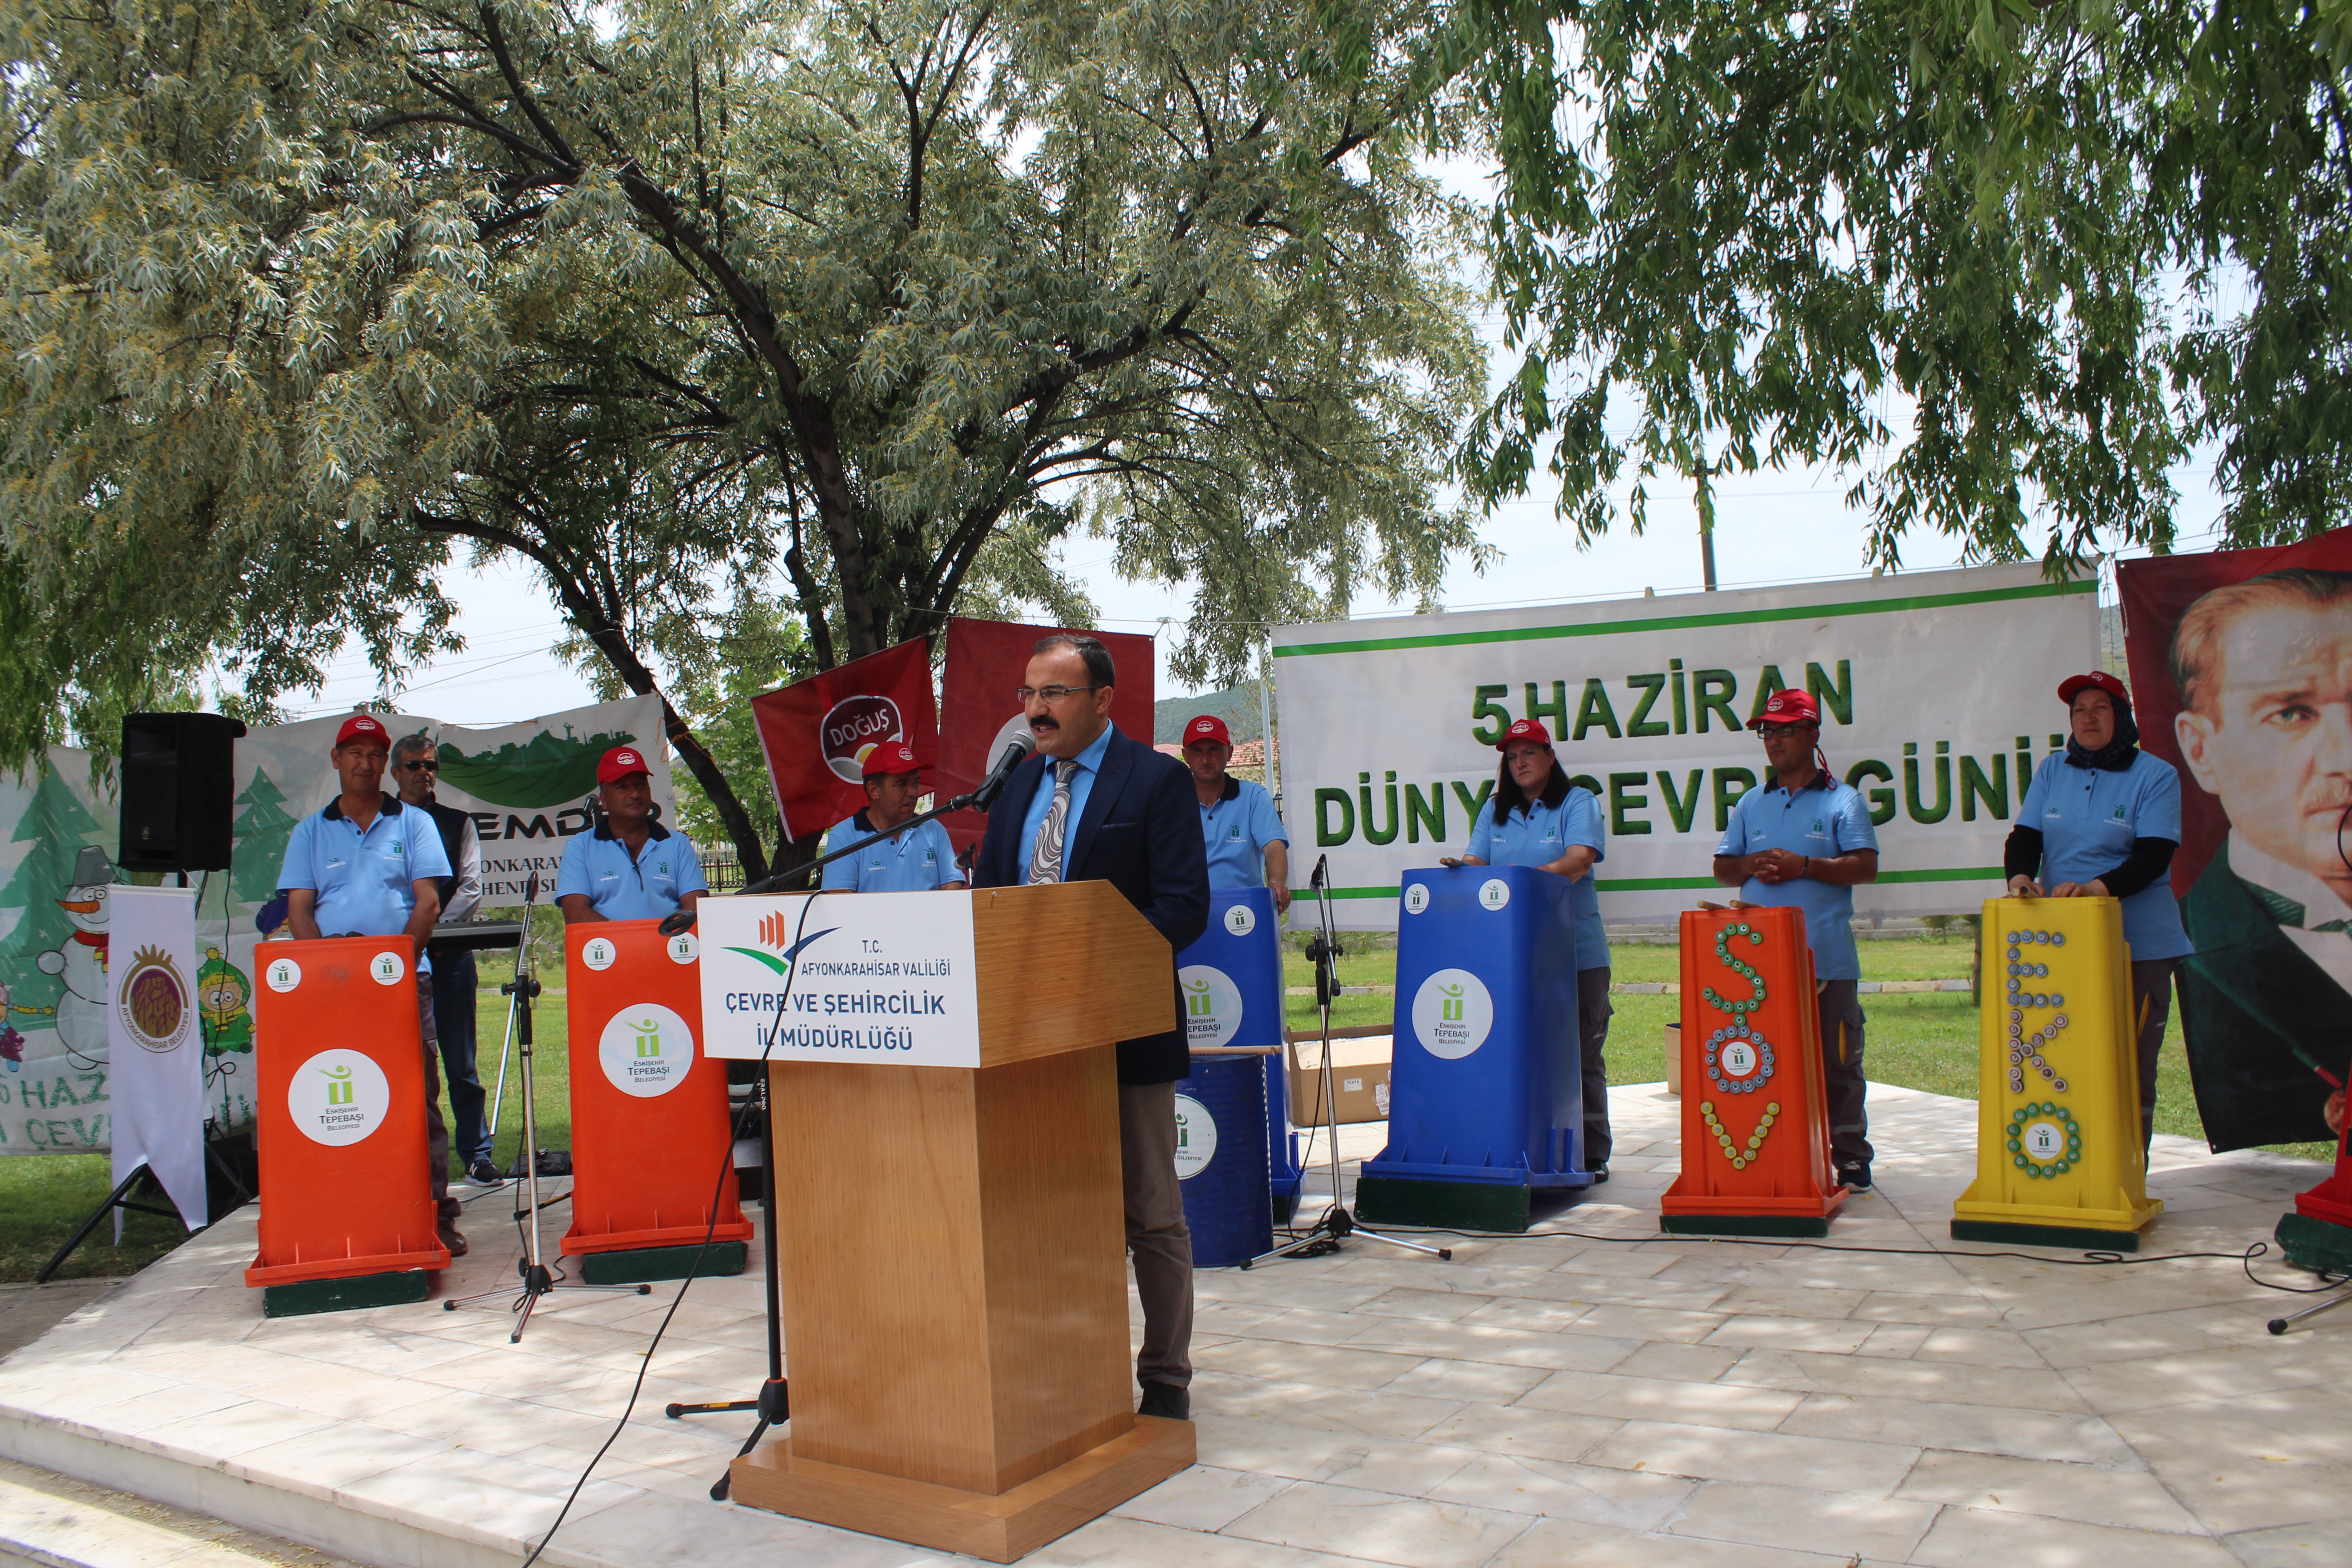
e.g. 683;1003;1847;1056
1662;906;1848;1236
561;920;752;1281
246;936;450;1315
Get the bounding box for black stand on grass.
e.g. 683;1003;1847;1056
36;1164;186;1284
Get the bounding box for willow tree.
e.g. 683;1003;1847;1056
0;0;1485;873
1450;0;2352;564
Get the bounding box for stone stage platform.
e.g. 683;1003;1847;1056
0;1084;2345;1568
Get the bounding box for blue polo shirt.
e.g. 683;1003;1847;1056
1468;788;1609;970
2018;751;2192;960
1199;776;1287;890
1016;724;1116;879
555;822;708;920
1714;772;1878;980
820;812;963;892
278;794;452;963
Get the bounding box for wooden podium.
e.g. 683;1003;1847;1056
726;882;1197;1560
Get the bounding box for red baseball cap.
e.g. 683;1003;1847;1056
597;745;652;785
860;740;922;778
2057;671;2130;707
1749;690;1820;729
334;713;391;750
1498;718;1553;750
1183;715;1232;748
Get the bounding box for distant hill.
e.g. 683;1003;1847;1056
1156;683;1267;744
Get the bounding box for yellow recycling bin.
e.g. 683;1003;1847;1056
1951;897;2161;1250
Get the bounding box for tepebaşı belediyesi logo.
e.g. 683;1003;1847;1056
820;695;903;784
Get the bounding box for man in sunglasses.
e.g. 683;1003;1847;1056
969;634;1210;1422
394;732;499;1188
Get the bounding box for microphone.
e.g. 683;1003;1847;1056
965;731;1038;810
1310;854;1328;892
658;909;696;937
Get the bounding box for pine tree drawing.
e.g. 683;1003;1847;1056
229;769;299;907
0;768;107;1014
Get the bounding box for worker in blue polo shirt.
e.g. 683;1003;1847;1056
1712;689;1882;1191
821;741;966;892
556;746;710;922
1180;715;1289;912
278;712;464;1254
1440;718;1616;1177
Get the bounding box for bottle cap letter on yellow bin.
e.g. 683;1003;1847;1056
1951;897;2161;1250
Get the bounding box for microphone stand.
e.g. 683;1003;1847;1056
442;872;651;1339
663;756;1022;1496
1249;856;1450;1265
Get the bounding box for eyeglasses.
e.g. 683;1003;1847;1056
1015;684;1103;704
1754;724;1814;739
401;759;439;773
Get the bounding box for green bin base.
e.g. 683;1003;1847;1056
1950;1218;2142;1252
577;1240;747;1284
1354;1176;1529;1233
1661;1212;1830;1239
262;1269;428;1318
2276;1212;2352;1276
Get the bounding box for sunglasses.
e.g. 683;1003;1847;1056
401;759;439;773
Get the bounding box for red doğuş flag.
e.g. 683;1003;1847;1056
936;617;1156;851
751;638;939;842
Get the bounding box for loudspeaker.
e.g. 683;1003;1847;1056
119;712;246;873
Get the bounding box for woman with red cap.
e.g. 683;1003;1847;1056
1438;719;1615;1177
2004;671;2192;1155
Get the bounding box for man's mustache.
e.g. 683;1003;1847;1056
1030;716;1060;731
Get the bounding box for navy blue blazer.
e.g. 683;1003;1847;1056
972;724;1210;1083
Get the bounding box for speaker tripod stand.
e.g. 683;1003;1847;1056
1248;857;1449;1267
442;873;647;1339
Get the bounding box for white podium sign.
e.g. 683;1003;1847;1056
697;892;982;1067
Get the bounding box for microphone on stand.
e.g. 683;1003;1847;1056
1310;853;1328;892
963;730;1038;811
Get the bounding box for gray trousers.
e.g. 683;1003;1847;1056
416;971;459;1226
1577;966;1614;1169
2130;958;2178;1155
1816;979;1872;1168
1119;1081;1193;1390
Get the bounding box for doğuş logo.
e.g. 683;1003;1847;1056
820;696;905;784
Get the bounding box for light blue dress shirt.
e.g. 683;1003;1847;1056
820;812;963;892
2018;751;2192;960
278;794;452;968
1016;724;1116;880
554;823;709;920
1200;777;1288;890
1714;773;1880;980
1468;789;1610;970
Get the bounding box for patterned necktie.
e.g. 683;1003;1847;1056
1027;760;1080;884
2247;882;2352;934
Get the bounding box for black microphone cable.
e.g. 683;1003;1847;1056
520;887;835;1568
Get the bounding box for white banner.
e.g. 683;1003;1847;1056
0;694;673;1154
106;885;208;1228
698;893;981;1066
1273;564;2100;929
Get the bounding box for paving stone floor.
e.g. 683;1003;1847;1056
0;1083;2343;1568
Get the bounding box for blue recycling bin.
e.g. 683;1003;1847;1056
1173;1054;1274;1264
1356;863;1590;1232
1176;887;1305;1216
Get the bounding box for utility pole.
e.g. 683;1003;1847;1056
1695;454;1719;591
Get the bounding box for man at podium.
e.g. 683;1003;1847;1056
971;634;1210;1421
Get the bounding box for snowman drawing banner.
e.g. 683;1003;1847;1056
0;695;673;1156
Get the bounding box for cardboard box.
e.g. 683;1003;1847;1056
1285;1033;1393;1125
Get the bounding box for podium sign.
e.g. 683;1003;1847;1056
245;935;448;1314
1357;864;1591;1233
1661;907;1847;1236
717;883;1195;1560
697;892;981;1065
1952;897;2161;1248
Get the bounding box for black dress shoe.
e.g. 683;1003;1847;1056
1137;1383;1190;1420
1589;1165;1610;1184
